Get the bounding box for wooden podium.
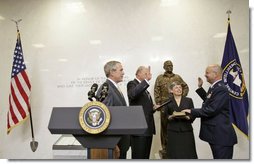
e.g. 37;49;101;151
48;106;148;159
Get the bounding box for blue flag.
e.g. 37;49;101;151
221;23;249;137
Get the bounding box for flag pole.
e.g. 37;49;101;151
11;19;38;152
221;10;249;137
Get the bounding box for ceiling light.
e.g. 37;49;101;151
58;58;68;62
32;44;45;48
151;36;164;41
213;33;226;38
0;15;5;20
89;40;102;45
65;2;86;13
160;0;179;7
40;69;49;72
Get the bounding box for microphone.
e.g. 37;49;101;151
88;83;98;101
98;82;109;102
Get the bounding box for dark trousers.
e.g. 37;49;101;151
131;135;153;159
118;135;130;159
210;144;234;159
119;151;127;159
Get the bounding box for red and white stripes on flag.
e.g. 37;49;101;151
7;32;31;134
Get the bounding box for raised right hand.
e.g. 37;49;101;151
198;77;203;88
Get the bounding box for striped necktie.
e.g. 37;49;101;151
146;90;152;102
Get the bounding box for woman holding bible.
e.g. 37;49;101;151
165;81;198;159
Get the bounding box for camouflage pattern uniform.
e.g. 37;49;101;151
154;60;189;158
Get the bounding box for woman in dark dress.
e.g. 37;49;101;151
165;81;198;159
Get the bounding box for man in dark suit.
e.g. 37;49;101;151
127;66;157;159
97;60;130;159
182;64;237;159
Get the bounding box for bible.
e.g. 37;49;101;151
168;111;190;120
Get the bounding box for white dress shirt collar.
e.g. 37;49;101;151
135;78;141;83
107;78;119;88
135;78;149;84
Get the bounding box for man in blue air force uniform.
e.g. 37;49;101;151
182;64;237;159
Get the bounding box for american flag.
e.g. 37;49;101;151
7;31;31;134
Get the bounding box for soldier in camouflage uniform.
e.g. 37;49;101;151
154;60;189;159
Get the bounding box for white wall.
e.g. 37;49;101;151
0;0;250;159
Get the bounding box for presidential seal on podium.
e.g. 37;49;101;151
79;101;111;134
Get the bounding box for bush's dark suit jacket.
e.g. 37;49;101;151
127;79;155;136
96;79;130;153
193;80;237;146
98;79;127;106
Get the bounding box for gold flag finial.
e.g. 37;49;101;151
11;19;22;32
226;10;231;23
